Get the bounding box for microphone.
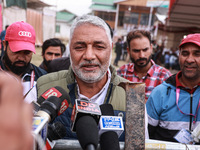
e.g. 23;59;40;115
76;115;99;150
71;99;101;132
47;122;67;141
99;104;124;150
33;95;67;150
71;99;101;150
37;86;71;116
36;96;63;123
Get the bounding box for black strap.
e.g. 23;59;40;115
105;83;113;104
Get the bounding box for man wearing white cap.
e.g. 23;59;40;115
0;21;47;101
146;33;200;143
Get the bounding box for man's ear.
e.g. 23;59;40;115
127;47;130;54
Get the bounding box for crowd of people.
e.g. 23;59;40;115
1;14;200;149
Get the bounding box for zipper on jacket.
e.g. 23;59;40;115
189;93;193;131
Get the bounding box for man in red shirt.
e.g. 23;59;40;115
117;30;171;102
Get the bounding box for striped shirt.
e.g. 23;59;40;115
117;60;172;102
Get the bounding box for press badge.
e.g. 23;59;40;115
174;128;194;144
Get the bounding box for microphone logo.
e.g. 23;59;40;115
77;100;101;114
58;100;69;115
41;88;62;99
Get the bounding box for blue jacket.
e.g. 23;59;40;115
146;74;200;142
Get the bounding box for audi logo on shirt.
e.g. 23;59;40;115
18;31;32;37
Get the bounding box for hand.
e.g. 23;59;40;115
0;72;33;150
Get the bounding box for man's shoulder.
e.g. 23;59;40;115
153;64;171;74
37;70;68;83
117;63;133;72
115;74;130;83
31;63;47;75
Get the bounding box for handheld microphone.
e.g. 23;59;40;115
37;86;71;116
99;104;124;150
71;99;101;150
47;122;67;141
36;96;63;123
33;95;65;150
71;99;101;132
76;115;99;150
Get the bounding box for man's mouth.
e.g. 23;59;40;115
81;64;99;71
14;61;26;66
184;65;196;71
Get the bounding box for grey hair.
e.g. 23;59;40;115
69;15;112;46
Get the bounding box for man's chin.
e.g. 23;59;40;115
136;64;148;68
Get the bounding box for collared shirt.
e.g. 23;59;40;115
77;69;111;105
176;71;200;94
117;60;171;101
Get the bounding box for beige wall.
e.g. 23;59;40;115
3;6;26;27
27;9;43;46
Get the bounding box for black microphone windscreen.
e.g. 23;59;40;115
40;96;61;122
76;115;98;150
100;131;120;150
100;104;114;116
48;122;67;141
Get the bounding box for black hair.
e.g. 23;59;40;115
105;22;113;39
42;38;66;55
5;25;9;30
127;30;151;49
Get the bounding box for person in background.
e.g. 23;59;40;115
117;30;171;102
39;38;66;72
122;36;128;61
146;33;200;143
113;38;122;66
0;71;32;150
0;25;9;57
164;51;170;69
47;57;71;73
0;21;46;102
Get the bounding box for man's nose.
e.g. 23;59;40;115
83;45;95;60
139;51;145;58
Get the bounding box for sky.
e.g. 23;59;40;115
42;0;92;16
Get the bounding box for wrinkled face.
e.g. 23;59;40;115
128;36;152;68
70;24;112;83
4;44;33;75
179;43;200;80
43;46;62;61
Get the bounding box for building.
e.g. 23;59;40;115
55;9;77;43
90;0;169;43
1;0;56;46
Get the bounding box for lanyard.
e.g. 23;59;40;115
30;70;35;88
176;88;200;123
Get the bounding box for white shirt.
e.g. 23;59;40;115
77;69;111;105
